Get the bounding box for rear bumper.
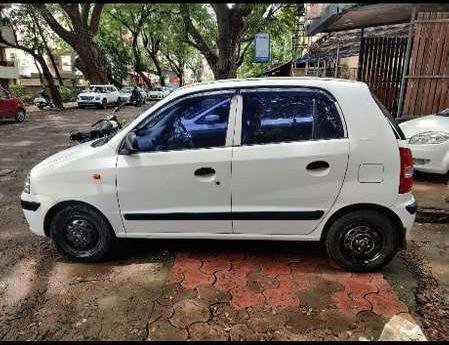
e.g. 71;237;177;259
391;193;417;246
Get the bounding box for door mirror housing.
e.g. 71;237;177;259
120;131;139;155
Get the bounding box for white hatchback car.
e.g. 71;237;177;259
21;78;416;271
399;108;449;175
77;85;120;109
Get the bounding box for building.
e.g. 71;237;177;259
303;3;449;119
0;4;19;88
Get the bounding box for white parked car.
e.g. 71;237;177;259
399;108;449;175
118;86;147;105
77;85;120;109
21;78;416;271
147;86;170;100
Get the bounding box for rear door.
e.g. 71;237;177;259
231;87;350;235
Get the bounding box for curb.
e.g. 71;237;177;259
416;207;449;223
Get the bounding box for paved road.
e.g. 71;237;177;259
0;105;445;340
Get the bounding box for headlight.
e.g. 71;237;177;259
409;131;449;144
24;172;30;194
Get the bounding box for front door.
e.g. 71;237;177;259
116;90;237;235
231;88;350;235
0;87;14;118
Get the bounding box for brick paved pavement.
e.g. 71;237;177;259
147;249;411;341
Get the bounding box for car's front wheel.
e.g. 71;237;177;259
49;203;115;262
15;109;27;122
324;210;400;272
101;99;107;109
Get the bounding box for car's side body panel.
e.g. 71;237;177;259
21;78;415;243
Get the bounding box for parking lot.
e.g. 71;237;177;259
0;105;447;340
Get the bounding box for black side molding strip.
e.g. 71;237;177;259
21;200;40;211
123;211;324;221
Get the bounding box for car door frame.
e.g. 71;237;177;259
229;86;349;235
115;89;240;236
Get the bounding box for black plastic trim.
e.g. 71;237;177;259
123;211;324;221
405;201;417;215
21;200;40;211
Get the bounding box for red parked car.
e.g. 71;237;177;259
0;86;27;122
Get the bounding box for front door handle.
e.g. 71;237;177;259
194;167;216;177
306;161;330;170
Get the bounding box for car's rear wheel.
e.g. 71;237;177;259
49;203;115;262
324;210;399;272
15;109;26;122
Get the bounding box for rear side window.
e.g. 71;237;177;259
241;90;344;145
372;94;406;140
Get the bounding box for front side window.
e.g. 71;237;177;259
134;92;233;152
241;89;344;145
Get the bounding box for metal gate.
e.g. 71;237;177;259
358;36;408;115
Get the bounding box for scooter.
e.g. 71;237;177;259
33;96;54;110
69;105;126;144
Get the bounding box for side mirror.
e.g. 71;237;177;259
120;131;138;155
205;114;220;123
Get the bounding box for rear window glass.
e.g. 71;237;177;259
372;94;406;140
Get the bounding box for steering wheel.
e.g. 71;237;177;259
174;118;194;148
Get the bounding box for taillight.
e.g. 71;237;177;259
399;147;413;194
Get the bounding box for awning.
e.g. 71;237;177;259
305;3;449;36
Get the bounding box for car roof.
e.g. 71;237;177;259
171;77;366;97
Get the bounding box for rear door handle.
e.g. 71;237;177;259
194;167;216;177
306;161;330;170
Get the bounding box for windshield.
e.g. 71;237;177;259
436;108;449;117
152;87;163;91
88;86;106;93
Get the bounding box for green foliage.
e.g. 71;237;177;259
96;5;133;86
57;86;72;102
237;5;302;78
9;84;31;103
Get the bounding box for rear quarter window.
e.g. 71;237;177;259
372;94;406;140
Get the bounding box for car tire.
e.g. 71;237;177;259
100;99;107;109
15;109;27;122
49;203;116;262
324;210;399;272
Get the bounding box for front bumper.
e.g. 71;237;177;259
78;100;101;107
409;142;449;174
21;192;53;237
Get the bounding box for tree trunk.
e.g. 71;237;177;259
130;34;152;87
33;58;44;85
73;38;109;84
35;54;63;108
35;20;64;86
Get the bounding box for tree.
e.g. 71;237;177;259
96;6;133;88
180;4;292;79
108;4;154;87
33;3;109;84
0;5;63;108
237;4;304;78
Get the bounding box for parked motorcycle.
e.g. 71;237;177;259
33;96;54;110
69;105;125;144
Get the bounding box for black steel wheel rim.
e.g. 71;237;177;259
62;217;99;252
340;223;384;264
